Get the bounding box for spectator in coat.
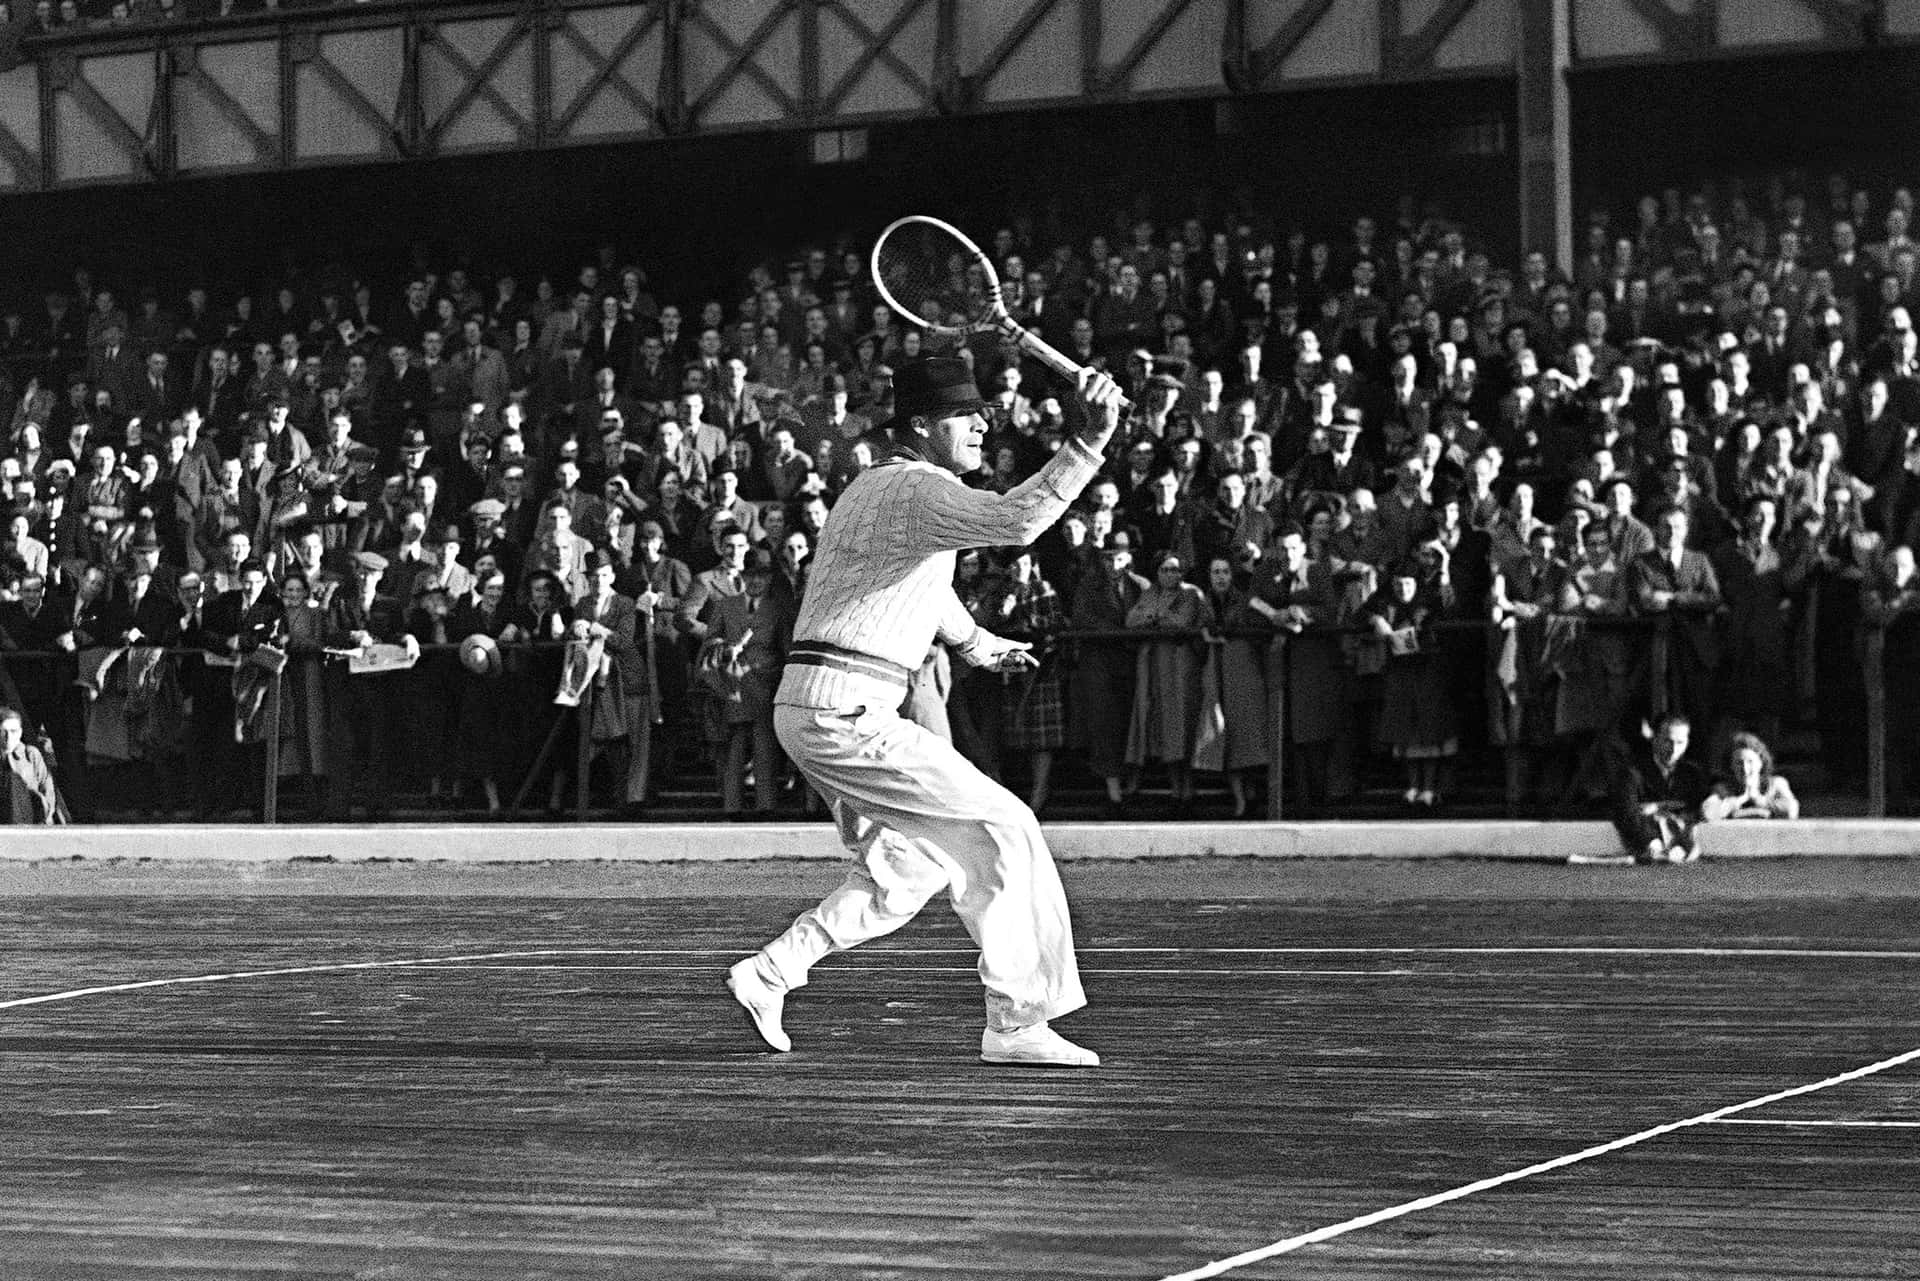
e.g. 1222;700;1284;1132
1069;529;1148;813
701;547;788;816
1604;711;1712;863
1;704;59;824
1125;551;1214;816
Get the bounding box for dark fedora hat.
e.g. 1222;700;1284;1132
879;357;985;435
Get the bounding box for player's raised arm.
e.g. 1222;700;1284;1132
883;360;1126;554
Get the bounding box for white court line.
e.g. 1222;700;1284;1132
415;964;1416;977
1156;1043;1920;1281
1710;1118;1920;1129
4;945;1917;1014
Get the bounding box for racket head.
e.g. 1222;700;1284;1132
871;215;1009;342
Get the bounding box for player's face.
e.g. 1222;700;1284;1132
921;410;988;475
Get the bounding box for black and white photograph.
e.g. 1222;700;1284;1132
3;0;1920;1275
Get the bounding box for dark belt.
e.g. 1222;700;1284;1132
786;641;912;689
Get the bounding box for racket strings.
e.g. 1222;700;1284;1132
874;221;996;336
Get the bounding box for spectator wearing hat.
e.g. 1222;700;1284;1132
1364;556;1457;808
323;550;412;820
87;528;185;813
447;571;519;814
465;498;523;588
410;522;475;605
1292;407;1377;512
700;547;788;816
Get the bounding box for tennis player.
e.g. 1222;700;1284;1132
728;356;1124;1067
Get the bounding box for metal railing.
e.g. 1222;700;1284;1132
0;611;1901;822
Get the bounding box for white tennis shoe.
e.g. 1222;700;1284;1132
726;958;791;1053
981;1022;1099;1067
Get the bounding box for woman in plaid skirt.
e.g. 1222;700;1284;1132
999;548;1066;813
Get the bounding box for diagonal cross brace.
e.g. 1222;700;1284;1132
1096;0;1200;92
421;15;533;151
684;0;799;123
552;7;660;135
1249;0;1339;83
818;0;933;114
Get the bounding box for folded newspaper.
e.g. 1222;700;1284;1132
324;643;418;675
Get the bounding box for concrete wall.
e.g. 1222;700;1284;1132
4;821;1916;864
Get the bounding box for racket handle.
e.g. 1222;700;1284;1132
1002;319;1133;411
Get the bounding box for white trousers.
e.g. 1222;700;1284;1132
754;702;1086;1032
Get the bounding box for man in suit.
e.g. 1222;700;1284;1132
322;551;414;819
629;332;680;409
704;548;788;815
456;317;510;418
154;426;217;571
464;498;524;589
86;322;142;417
1628;504;1722;733
1248;524;1345;811
129;351;181;427
576;548;654;814
0;573;75;745
579;367;643;443
1;705;59;825
678;524;750;640
1746;305;1799;403
195;347;247;449
707;356;770;444
1606;712;1712;863
199;556;283;817
386;278;434;354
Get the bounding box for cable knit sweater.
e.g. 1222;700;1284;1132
777;437;1105;711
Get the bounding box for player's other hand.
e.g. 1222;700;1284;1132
990;641;1038;673
1075;368;1125;441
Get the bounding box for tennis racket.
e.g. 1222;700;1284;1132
870;214;1130;409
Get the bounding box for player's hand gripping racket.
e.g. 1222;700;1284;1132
871;215;1131;410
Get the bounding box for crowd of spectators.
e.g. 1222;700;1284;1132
5;170;1920;826
2;0;396;46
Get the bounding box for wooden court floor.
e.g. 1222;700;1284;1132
3;856;1918;1280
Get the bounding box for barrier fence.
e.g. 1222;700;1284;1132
0;612;1900;823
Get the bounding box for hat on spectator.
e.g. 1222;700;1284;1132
880;357;984;434
246;424;271;444
45;459;76;477
266;390;291;409
1332;406;1364;433
584;549;618;575
459;633;502;679
128;528;161;552
745;548;776;575
432;522;462;544
354;551;388;574
67;371;88;389
470;498;506;519
1147;372;1185;393
400;428;430;453
1105;529;1137;552
347;442;379;464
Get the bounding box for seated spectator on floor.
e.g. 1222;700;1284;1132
1700;731;1800;821
1605;712;1713;864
